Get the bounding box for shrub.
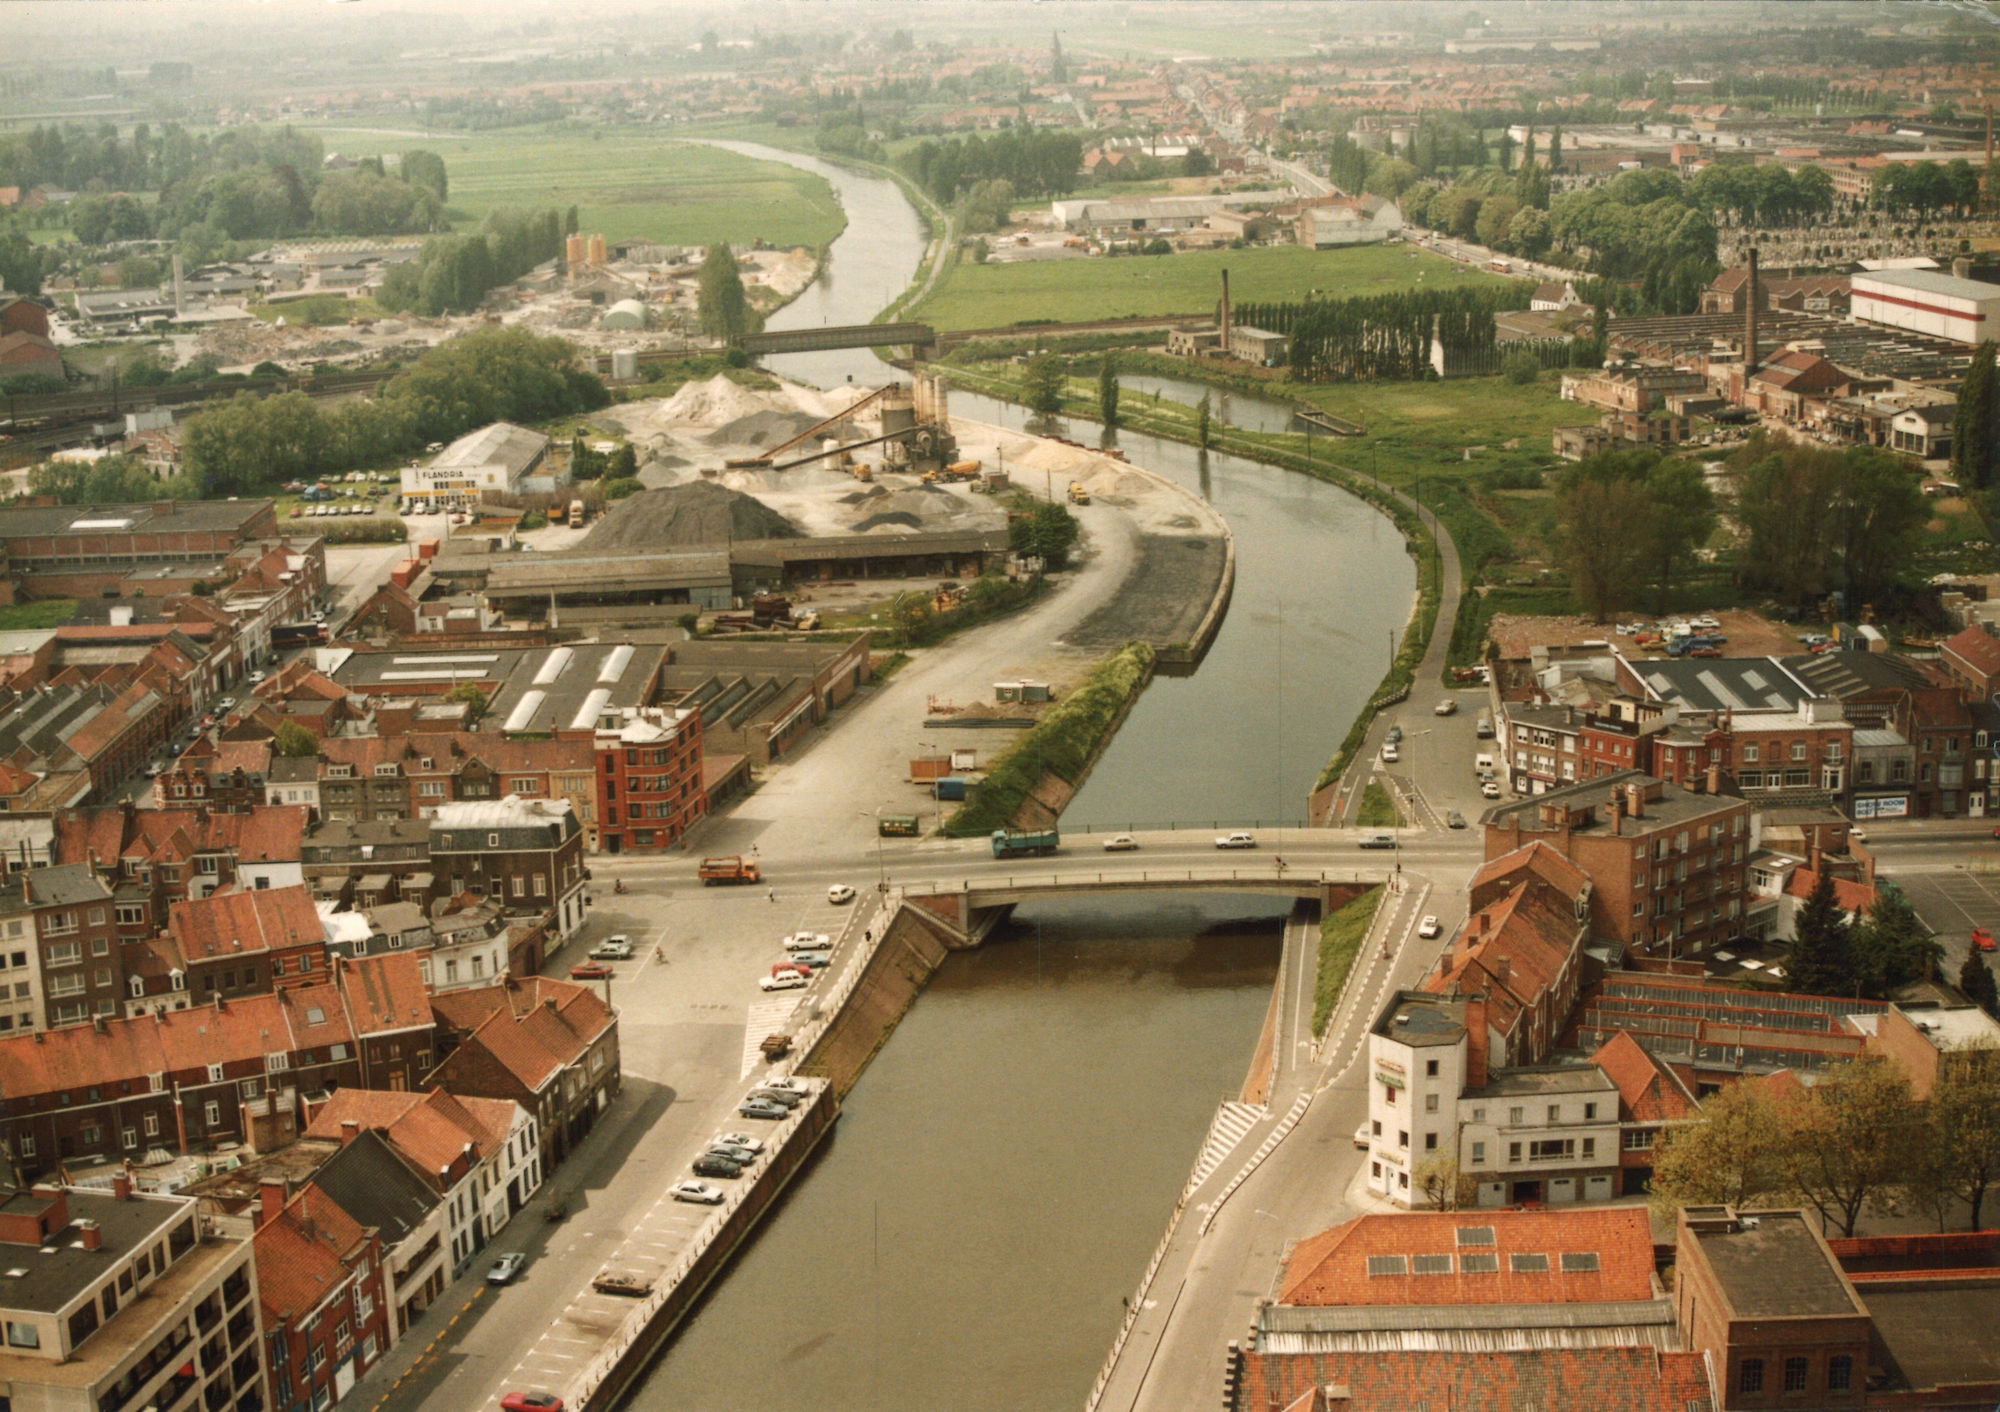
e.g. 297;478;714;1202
602;477;642;500
1502;351;1541;385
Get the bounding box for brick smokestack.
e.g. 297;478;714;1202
1744;248;1760;376
259;1179;287;1226
339;1119;360;1147
1219;267;1231;348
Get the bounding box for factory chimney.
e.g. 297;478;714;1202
1744;247;1759;377
1219;267;1231;349
171;252;184;318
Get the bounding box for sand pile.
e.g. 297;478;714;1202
582;480;802;552
656;375;783;430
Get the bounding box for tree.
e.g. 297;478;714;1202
1648;1081;1784;1213
400;149;448;203
696;243;755;343
1182;148;1215;179
1008;502;1079;568
1556;459;1651;622
443;682;487;721
1413;1153;1473;1210
1196;391;1212;448
1848;888;1943;998
1962;952;2000;1018
1778;1056;1915;1236
1901;1050;2000;1230
1474;193;1520;249
1506;205;1552;258
1953;342;1997;492
1023;353;1066;417
1640;459;1716;611
272;721;319;758
1097;354;1119;427
605;444;638;480
1786;866;1853;996
1501;350;1540;385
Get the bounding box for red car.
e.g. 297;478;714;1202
569;961;614;980
1974;928;1995;954
771;961;811;981
502;1395;563;1412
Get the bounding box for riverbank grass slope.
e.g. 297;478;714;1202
1314;887;1384;1038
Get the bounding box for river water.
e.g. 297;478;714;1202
631;145;1411;1410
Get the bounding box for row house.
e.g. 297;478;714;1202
1587;1030;1701;1196
0;880;42;1034
0;1182;266;1412
57;802;309;943
300;818;432;903
1484;772;1751;961
155;739;275;813
303;1086;537;1275
0;676;174;805
0;952;433;1178
127;884;334;1015
253;1182;389;1412
427;976;619;1169
26;863;119;1029
314;733;594;832
304;1129;451;1344
594;707;707;855
427;797;587;941
318;896;526;992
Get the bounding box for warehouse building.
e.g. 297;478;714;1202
401;423;555;511
1851;268;2000;346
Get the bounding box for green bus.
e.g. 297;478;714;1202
878;814;920;837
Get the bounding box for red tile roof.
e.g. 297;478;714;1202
1943;625;2000;682
334;953;432;1035
1238;1348;1713;1412
304;1087;505;1186
167;884;324;961
1277;1209;1658;1307
1591;1030;1700;1123
1781;867;1876;915
432;976;613;1094
255;1201;354;1324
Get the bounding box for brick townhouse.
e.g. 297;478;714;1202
594;707;706;854
426;976;619;1168
1484;771;1751;961
55;803;309;945
0;952;432;1178
253;1181;390;1412
314;733;595;831
426;797;587;941
25;863;120;1028
127;884;334;1014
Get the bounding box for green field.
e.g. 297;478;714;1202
919;243;1508;331
302;126;846;251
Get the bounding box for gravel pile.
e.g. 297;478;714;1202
582;480;802;552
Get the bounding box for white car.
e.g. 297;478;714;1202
670;1181;724;1205
1481;781;1502;799
1354;1124;1372;1150
759;971;809;992
713;1132;765;1155
1214;832;1257;849
782;931;831;952
1434;699;1457;716
761;1076;808;1095
589;936;634;961
826;884;856;905
1381;743;1399;764
1417;916;1442;939
1103;834;1139;852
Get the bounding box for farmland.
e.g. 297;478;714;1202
917;243;1510;331
301;126;846;252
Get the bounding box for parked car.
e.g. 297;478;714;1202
1975;927;1995;953
589;937;633;961
1417;916;1442;939
706;1143;759;1166
1353;1124;1372;1150
671;1181;724;1206
1214;832;1257;849
790;951;832;970
486;1253;526;1285
750;1086;804;1108
1446;810;1467;829
1481;781;1502;800
1385;725;1403;745
1103;833;1139;852
1434;699;1458;716
771;962;812;982
1381;743;1400;764
569;961;614;981
144;762;164;778
738;1097;791;1120
761;1076;807;1095
692;1153;744;1179
501;1395;563;1412
713;1132;765;1155
759;971;808;992
782;931;831;952
827;884;856;905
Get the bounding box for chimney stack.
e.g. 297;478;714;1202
259;1179;287;1226
1706;761;1722;796
76;1219;102;1252
1744;248;1760;376
1625;782;1645;819
338;1119;360;1148
112;1169;132;1202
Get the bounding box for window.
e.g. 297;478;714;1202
1784;1358;1808;1393
1470;1141;1486;1165
1827;1356;1852;1392
1508;1141;1522;1164
1742;743;1759;764
1583;1102;1597;1121
203;1100;221;1127
1547;1104;1561;1124
205;1063;224;1083
1740;1360;1764;1394
1425;1059;1439;1077
1425;1093;1439;1113
6;1320;39;1349
1624;1129;1656;1150
534;874;548;897
1508;1106;1524;1125
1581;1137;1596;1160
1424;1132;1438;1151
1509;1252;1550;1272
511;876;525;899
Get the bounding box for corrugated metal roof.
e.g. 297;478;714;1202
1257;1323;1684;1356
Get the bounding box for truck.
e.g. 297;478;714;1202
1067;481;1091;505
878;815;920;837
697;856;761;886
272;622;329;648
991;826;1059;858
568;499;585;529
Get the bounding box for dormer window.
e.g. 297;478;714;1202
374;764;399;778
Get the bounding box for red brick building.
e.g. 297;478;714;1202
427;976;618;1168
1483;772;1751;960
255;1182;390;1412
594;707;706;854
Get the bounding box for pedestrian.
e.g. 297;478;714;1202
767;888;776;903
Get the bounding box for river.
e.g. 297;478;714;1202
632;144;1412;1410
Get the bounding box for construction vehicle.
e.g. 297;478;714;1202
568;499;585;529
698;856;762;885
991;826;1060;858
1067;481;1091;505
